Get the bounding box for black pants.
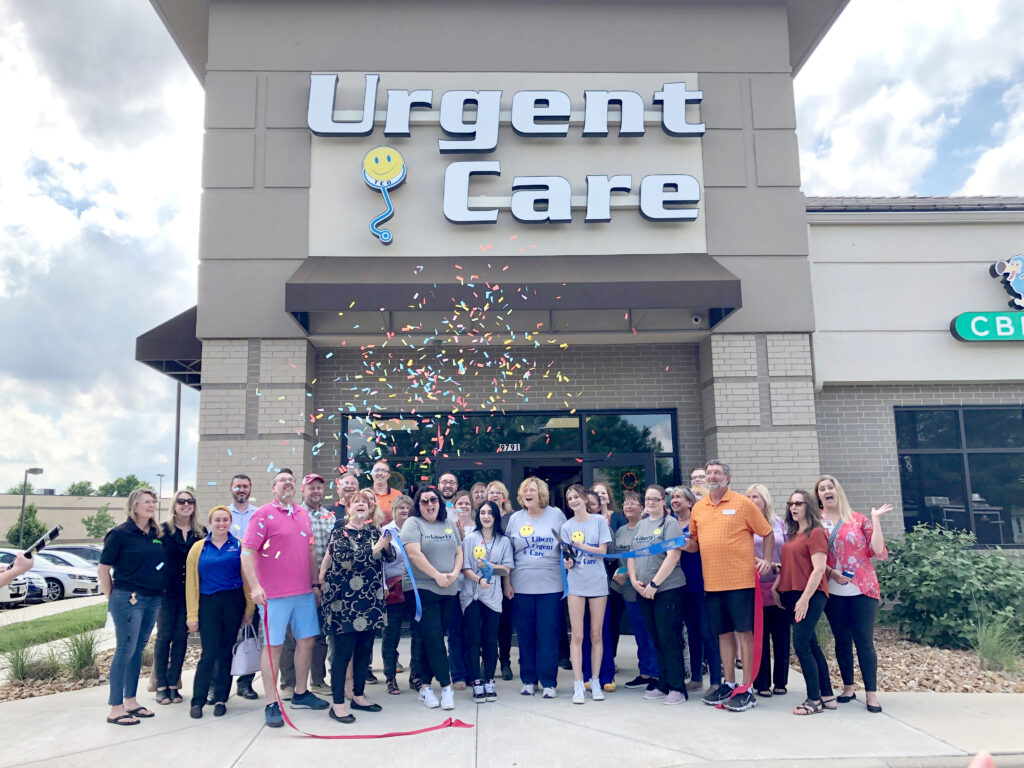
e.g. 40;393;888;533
462;601;500;682
498;593;514;666
154;595;188;689
825;593;879;691
637;586;686;694
191;588;246;707
607;589;625;658
331;629;374;704
235;605;260;692
415;591;454;687
753;604;791;691
382;597;419;680
782;591;832;702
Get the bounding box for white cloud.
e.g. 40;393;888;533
958;83;1024;194
796;0;1024;196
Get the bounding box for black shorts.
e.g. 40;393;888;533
706;588;755;635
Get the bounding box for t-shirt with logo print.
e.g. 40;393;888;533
505;506;567;595
629;516;686;590
560;515;612;597
400;516;462;596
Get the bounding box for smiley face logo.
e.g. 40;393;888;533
362;146;407;245
473;545;487;560
445;528;453;535
520;524;534;537
653;528;662;536
571;530;585;544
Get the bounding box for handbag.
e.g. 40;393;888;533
385;575;405;605
230;622;262;676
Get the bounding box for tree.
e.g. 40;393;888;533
97;475;145;497
7;481;33;495
5;503;47;549
82;503;117;539
66;481;96;497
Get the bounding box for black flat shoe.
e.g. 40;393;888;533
867;703;882;713
837;692;857;703
350;701;382;712
190;706;203;719
214;703;227;717
329;709;356;724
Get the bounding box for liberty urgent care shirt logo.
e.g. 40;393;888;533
308;74;704;230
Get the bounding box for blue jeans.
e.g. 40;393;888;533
625;600;660;679
513;592;562;689
108;588;161;706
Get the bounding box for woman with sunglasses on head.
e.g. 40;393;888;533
561;484;612;704
628;485;688;705
816;475;892;714
154;490;206;706
460;500;514;703
320;489;394;724
772;490;833;715
746;483;789;699
185;506;253;718
402;487;463;710
487;479;517;680
381;494;417;696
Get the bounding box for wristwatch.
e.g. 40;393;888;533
649;581;660;590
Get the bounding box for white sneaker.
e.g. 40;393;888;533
590;677;605;701
572;681;585;704
520;683;536;696
484;679;497;702
440;685;455;710
418;686;440;709
542;687;557;699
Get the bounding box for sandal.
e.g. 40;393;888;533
387;678;401;696
792;699;824;716
155;689;172;705
106;713;140;726
756;689;773;698
169;688;183;704
821;697;838;710
772;686;787;696
128;706;155;718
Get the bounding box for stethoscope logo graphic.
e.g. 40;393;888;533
362;146;406;245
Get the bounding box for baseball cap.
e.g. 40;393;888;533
303;473;325;487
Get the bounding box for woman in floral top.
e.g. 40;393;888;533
814;475;893;714
320;489;394;723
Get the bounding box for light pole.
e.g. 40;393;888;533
156;473;166;524
18;467;44;548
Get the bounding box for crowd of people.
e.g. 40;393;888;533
92;458;893;727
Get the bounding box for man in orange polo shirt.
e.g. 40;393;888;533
683;460;773;712
370;461;402;525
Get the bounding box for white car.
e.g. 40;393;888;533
0;549;100;602
0;573;28;608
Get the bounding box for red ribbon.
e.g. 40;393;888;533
717;569;764;705
262;608;474;738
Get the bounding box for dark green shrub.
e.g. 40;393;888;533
876;524;1024;648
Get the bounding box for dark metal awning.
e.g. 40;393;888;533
285;254;740;336
135;306;202;389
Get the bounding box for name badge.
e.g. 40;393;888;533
722;509;736;516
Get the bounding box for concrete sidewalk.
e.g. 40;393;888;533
1;636;1021;768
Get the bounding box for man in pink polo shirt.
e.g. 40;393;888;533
241;470;329;726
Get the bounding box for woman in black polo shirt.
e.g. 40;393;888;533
98;488;166;726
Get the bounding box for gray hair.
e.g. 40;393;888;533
704;459;731;476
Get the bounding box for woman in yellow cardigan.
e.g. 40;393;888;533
185;506;254;718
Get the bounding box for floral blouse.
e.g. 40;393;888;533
321;526;394;635
826;511;887;600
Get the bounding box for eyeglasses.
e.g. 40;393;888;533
787;501;806;508
645;497;663;503
176;498;195;505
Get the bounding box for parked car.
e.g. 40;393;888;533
23;571;50;603
0;549;100;602
37;550;97;572
0;574;28;608
46;544;102;565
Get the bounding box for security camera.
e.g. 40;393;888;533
691;314;702;325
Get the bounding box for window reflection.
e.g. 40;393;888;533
964;409;1024;449
898;453;968;532
586;413;674;453
895;410;960;450
966;454;1024;546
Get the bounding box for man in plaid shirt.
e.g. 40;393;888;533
278;473;334;696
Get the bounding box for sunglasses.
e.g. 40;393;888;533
419;497;440;505
787;501;806;507
176;498;195;505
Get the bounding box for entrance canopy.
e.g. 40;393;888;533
135;305;202;389
285;253;741;340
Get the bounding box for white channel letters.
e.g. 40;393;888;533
308;74;704;225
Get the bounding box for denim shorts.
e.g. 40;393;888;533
266;593;320;645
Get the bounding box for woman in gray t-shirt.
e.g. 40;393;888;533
401;488;463;710
561;484;612;704
627;484;688;703
504;476;567;698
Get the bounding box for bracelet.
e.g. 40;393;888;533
311;582;322;588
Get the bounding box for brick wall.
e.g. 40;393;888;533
815;383;1024;539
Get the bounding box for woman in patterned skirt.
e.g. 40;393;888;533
320;489;394;724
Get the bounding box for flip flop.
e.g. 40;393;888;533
756;689;773;698
772;686;787;696
107;713;140;726
128;706;155;718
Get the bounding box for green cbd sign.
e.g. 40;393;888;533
951;312;1024;342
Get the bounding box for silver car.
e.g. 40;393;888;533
0;574;28;608
0;549;100;602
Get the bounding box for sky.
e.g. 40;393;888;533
0;1;1022;498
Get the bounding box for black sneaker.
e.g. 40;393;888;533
213;703;227;717
365;667;379;684
472;680;486;703
703;683;735;706
559;658;572;671
646;679;660;692
501;662;514;681
624;675;650;690
237;685;259;701
724;690;756;712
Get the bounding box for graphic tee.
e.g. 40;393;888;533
560;515;612;597
505;506;567;595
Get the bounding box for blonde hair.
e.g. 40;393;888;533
207;505;233;524
350;488;384;527
744;483;777;525
517;476;550;509
815;475;854;523
590;481;617;512
125;488;160;536
486;480;515;516
171;487;206;538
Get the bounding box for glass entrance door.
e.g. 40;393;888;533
584;453;657;511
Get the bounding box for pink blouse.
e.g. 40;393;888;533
826;512;887;600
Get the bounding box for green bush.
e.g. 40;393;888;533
63;631;100;678
970;615;1022;673
876;524;1024;649
4;647;63;682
